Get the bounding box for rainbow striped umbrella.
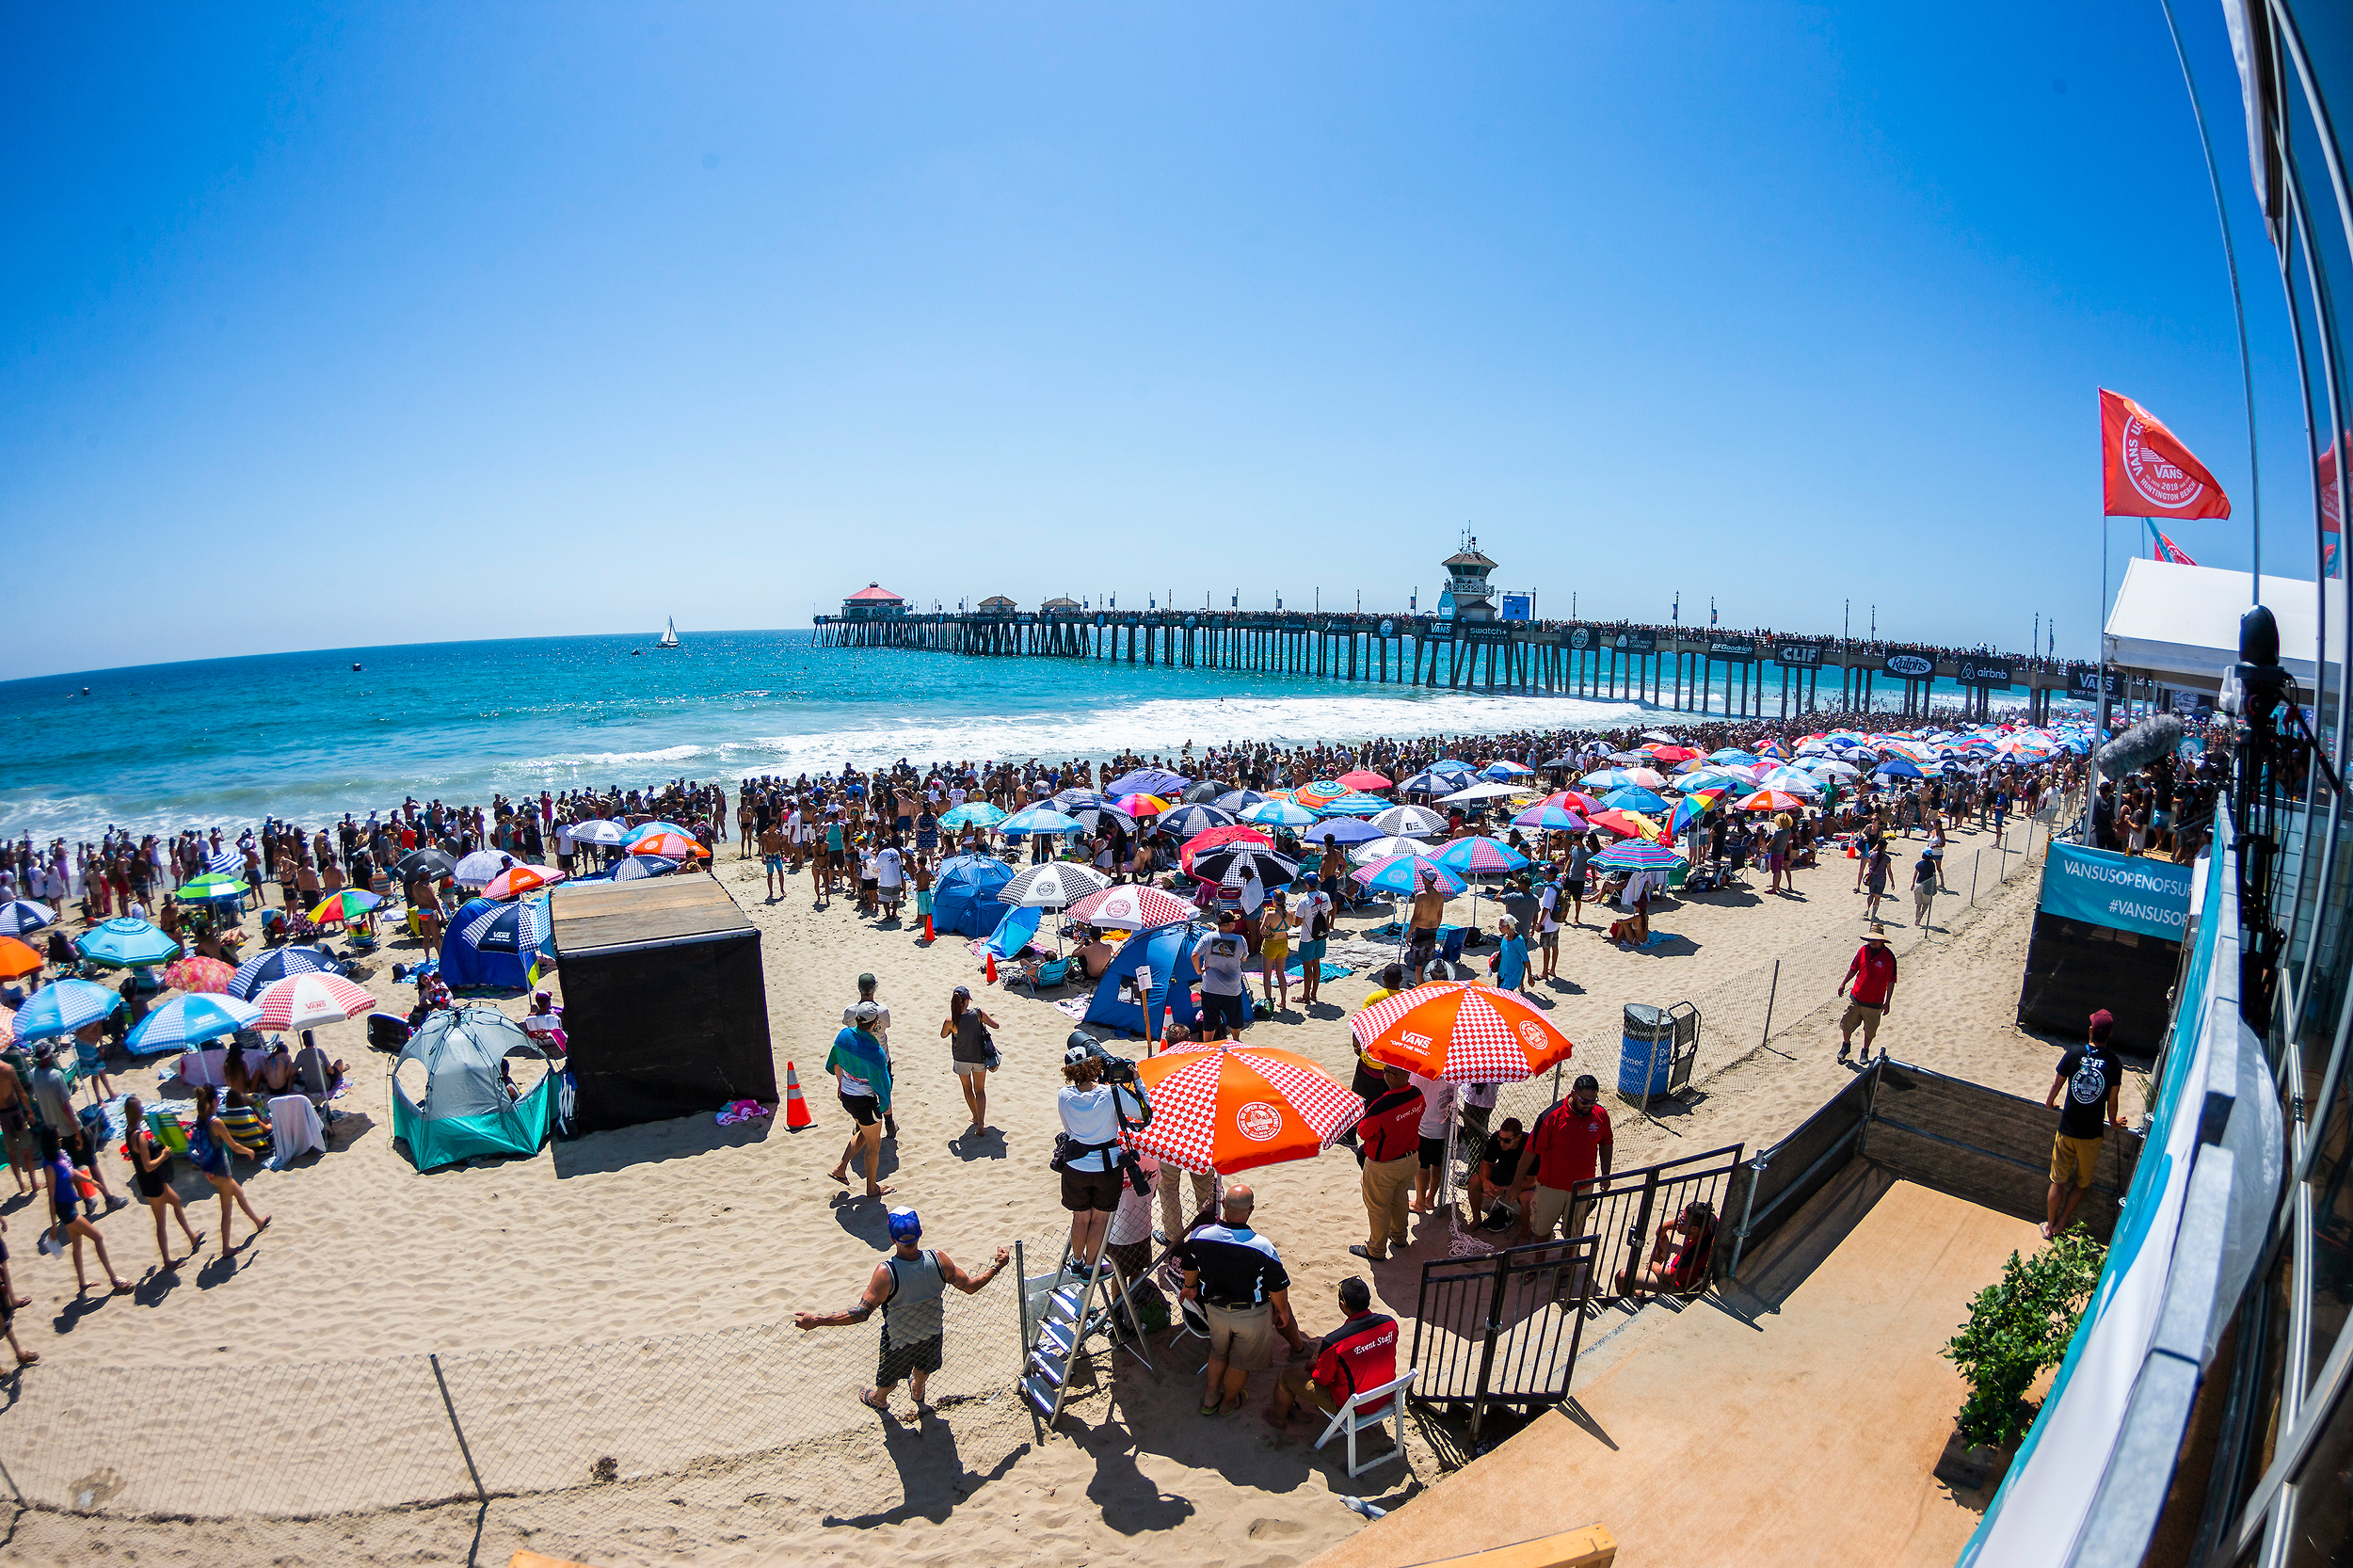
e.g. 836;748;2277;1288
1513;801;1590;833
308;888;386;923
1670;791;1725;835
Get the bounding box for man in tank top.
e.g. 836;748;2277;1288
793;1208;1011;1416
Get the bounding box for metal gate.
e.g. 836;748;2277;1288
1407;1235;1600;1451
1568;1142;1746;1311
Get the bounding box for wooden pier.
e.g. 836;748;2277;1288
813;609;2090;723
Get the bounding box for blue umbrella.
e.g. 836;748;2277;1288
456;895;552;954
1874;757;1926;779
1602;787;1672;813
127;993;264;1056
1241;800;1318;829
1708;749;1758;764
228;944;342;1000
1592;840;1688;871
1353;854;1468;897
1213;789;1270;812
939;802;1006;828
1105;768;1191;797
1000;805;1085;836
1298;816;1385;846
77;918;182;968
1481;760;1534;780
611;854;680;881
12;979;124;1039
0;900;55;936
1318;792;1393;817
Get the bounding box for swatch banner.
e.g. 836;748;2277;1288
2101;388;2233;520
1882;650;1937;679
2039;841;2192;941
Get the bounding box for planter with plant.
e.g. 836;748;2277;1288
1936;1226;2105;1491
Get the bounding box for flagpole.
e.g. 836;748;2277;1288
2086;514;2110;846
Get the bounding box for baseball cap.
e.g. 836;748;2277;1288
2089;1008;2115;1041
849;1000;880;1022
952;984;970;999
887;1207;922;1242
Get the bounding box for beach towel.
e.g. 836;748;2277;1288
715;1099;772;1127
266;1095;327;1169
95;1093;196;1144
1285;960;1353;982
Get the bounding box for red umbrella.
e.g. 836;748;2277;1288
483;863;565;900
1179;824;1272;874
1587;808;1659;840
1335;769;1394;792
1065;885;1197;930
1129;1042;1364;1174
252;973;376;1032
163;955;236;995
1536;789;1605;818
1350;981;1576;1081
1737;789;1807;813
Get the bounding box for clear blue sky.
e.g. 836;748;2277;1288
0;2;2303;680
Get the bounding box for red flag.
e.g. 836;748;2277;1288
2145;520;2198;565
2101;389;2232;519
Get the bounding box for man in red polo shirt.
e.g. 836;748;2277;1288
1837;924;1898;1064
1350;1066;1424;1263
1272;1275;1399;1430
1522;1074;1613;1243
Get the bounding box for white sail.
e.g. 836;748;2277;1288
658;616;680;648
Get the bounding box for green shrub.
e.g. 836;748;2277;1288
1942;1227;2106;1449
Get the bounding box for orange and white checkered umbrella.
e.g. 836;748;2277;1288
1349;981;1575;1082
1129;1042;1364;1175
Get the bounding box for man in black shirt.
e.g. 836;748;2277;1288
2044;1008;2126;1239
1176;1185;1302;1417
1466;1116;1528;1231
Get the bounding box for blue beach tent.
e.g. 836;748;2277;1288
1081;922;1206;1040
931;855;1016;937
982;904;1043;960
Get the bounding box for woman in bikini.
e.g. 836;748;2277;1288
188;1086;271;1250
43;1135;132;1295
121;1096;203;1268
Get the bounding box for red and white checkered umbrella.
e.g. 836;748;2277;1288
1129;1043;1364;1175
1348;981;1575;1082
251;973;376;1032
1064;885;1196;931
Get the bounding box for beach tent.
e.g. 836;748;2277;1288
440;896;550;991
392;1005;559;1172
981;904;1043;960
1081;921;1207;1040
931;855;1016;937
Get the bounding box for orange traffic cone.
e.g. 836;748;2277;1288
984;952;997;984
782;1062;813;1130
923;913;935;942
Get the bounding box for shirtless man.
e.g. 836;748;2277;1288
0;1057;37;1196
759;821;788;901
1408;870;1448;983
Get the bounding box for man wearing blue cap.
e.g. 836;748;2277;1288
793;1207;1009;1416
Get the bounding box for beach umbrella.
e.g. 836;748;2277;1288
1154;804;1235;840
309;888;387;923
1874;757;1927;780
1353;854;1467;897
1180;781;1225;804
1317;792;1391;818
997;862;1111;908
227;944;342;1000
12;978;124;1038
1580;768;1637;790
622;821;696;849
1436;781;1524;805
1192;845;1301;887
1587;808;1664;841
1336;769;1393;792
1670;791;1725;836
1351;981;1575;1081
1432;836;1530;875
252;972;376;1032
1709;748;1758;765
1370;804;1448;837
999;805;1085;837
1112;793;1171;818
1067;804;1138;834
1753;740;1790;760
1399;762;1475;795
1640;728;1677;743
163;954;237;995
481;864;564;901
1758;767;1823;795
1737;789;1808;814
1481;760;1535;780
610;855;679;881
207;847;246;876
1105;768;1191;797
1299;816;1385;846
0;936;45;980
77;918;182;968
1065;884;1196;931
1601;786;1672;813
939;802;1006;828
178;873;249;904
1128;1042;1364;1174
1349;834;1435;867
1591;840;1688;871
1533;789;1605;818
0;900;54;936
566;819;630;846
127;993;264;1056
456;896;552;953
393;848;461;881
1643;745;1703;763
1213;789;1271;812
628;831;709;859
1801;758;1861;778
1052;789;1116;811
1513;801;1591;833
453;849;516;888
1295;780;1347;808
1179;824;1273;872
1241;800;1319;829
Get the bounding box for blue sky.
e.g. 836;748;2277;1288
0;2;2304;679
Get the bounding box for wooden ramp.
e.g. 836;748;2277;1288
1313;1166;2029;1568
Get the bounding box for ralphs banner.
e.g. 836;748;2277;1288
1881;649;1936;679
2039;841;2193;941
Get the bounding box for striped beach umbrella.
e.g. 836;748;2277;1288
1369;804;1448;837
13;978;125;1038
1128;1042;1363;1175
127;993;264;1056
610;854;678;881
456;896;552;952
997;862;1111;908
309;888;387;923
1000;805;1085;837
1480;760;1534;780
1191;845;1301;888
1431;836;1529;875
0;900;54;936
1064;885;1196;931
228;945;342;1000
1295;780;1347;809
1179;824;1273;873
566;819;630;845
1670;791;1725;836
1318;792;1393;818
1154;804;1235;840
1212;790;1270;812
77;918;182;968
481;864;564;901
179;873;248;903
1513;801;1591;833
1352;854;1467;898
1350;981;1575;1082
1737;789;1808;813
1591;840;1687;871
252;972;376;1032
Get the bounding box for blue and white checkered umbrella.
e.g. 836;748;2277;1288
1317;792;1392;818
11;978;124;1039
127;993;264;1056
1212;790;1270;812
457;895;552;953
610;855;679;881
228;944;342;1000
0;900;55;936
1155;804;1236;840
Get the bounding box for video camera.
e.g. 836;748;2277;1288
1065;1030;1140;1088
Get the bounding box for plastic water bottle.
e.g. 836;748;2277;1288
1342;1496;1386;1521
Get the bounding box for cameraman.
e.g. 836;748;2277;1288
1057;1040;1151;1274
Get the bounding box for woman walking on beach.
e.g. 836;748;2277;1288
941;985;1000;1136
1259;891;1291;1014
42;1136;132;1294
1493;914;1529;996
1862;841;1892;922
187;1086;272;1250
122;1096;203;1268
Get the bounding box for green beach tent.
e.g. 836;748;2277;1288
392;1005;560;1172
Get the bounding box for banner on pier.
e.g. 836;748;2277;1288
1706;636;1755;661
1462;622;1513;642
2068;665;2127;700
1609;630;1657;654
1771;640;1827;666
1499;594;1531;621
1955;657;2014;688
1881;650;1936;679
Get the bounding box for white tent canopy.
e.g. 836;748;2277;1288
2103;557;2344;687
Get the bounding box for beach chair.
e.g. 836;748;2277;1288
147;1108;190;1153
1313;1368;1418;1479
1006;956;1072;995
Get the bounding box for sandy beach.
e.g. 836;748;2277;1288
9;805;2121;1567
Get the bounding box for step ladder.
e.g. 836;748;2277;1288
1020;1234;1152;1432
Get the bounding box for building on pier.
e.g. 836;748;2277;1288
978;595;1017;614
1437;534;1498;623
840;584;908;621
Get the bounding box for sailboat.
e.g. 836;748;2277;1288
658;616;680;649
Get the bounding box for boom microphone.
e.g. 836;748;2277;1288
2098;712;2186;776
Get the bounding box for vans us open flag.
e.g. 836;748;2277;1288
2101;389;2231;520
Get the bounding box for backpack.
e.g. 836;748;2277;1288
1310;906;1333;940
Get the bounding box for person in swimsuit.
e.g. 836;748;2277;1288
188;1085;271;1250
42;1134;132;1295
122;1096;204;1269
0;1056;36;1196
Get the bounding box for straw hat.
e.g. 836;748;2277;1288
1863;924;1892;944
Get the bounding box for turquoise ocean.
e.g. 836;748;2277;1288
0;630;2010;844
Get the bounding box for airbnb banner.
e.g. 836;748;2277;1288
2101;389;2232;519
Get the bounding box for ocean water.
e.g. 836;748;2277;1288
0;630;2015;844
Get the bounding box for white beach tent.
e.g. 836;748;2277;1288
2102;557;2345;688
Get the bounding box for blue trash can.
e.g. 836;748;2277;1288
1618;1002;1673;1098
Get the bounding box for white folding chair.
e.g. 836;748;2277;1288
1314;1368;1417;1479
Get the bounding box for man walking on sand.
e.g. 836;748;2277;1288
826;1004;894;1199
1836;925;1897;1064
794;1207;1007;1416
2044;1010;2126;1239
